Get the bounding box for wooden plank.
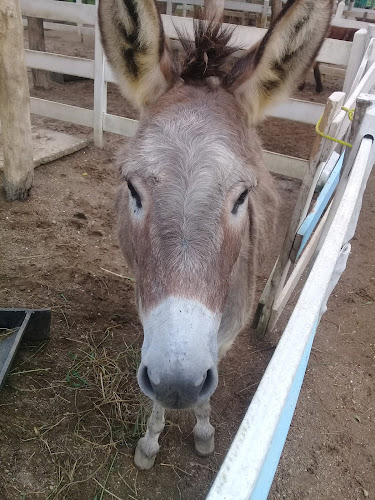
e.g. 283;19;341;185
29;98;94;128
316;38;352;66
267;99;324;125
162;15;267;48
334;0;346;19
23;19;95;35
24;50;94;79
260;0;270;28
263;151;308;180
27;16;51;90
20;0;96;25
104;62;117;84
158;0;270;14
44;21;94;35
103;113;139;137
316;150;340;190
93;2;105;147
271;205;331;323
76;0;83;42
343;29;369;95
331;17;369;29
318;65;346;79
349;38;375;96
221;0;269;13
318;91;346;168
295;154;344;260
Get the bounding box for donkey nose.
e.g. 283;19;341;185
138;364;218;409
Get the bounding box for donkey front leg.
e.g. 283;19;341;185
134;402;165;470
193;400;215;457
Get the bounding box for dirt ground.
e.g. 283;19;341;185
0;29;374;500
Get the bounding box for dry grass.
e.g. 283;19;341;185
3;327;151;499
65;328;148;449
0;327;18;343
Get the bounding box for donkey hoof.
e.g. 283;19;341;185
134;444;156;470
194;435;215;457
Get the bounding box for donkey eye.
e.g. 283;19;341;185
128;181;142;209
231;189;249;215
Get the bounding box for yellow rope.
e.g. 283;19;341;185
315;106;356;148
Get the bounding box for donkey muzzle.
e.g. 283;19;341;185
138;297;221;409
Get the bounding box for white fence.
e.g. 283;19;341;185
333;0;374;29
22;0;367;180
161;0;271;25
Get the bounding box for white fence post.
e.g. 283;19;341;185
343;28;367;94
334;0;346;19
76;0;83;42
93;0;106;147
261;0;269;28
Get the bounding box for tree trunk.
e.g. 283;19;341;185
0;0;34;200
27;17;51;90
271;0;283;24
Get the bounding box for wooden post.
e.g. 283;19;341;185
0;0;34;200
342;28;367;95
334;0;346;19
93;0;106;147
27;17;51;90
76;0;83;42
271;0;282;24
261;0;270;28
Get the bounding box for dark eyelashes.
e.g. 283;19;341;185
232;189;249;215
127;181;142;209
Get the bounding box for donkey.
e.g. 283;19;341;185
99;0;334;469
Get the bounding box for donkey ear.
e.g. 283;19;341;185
225;0;334;123
99;0;177;109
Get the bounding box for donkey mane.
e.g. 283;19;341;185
178;20;238;82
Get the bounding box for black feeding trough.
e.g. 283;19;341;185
0;308;51;391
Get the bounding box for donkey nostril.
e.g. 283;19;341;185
198;368;217;399
139;365;156;397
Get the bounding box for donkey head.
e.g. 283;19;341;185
99;0;333;409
